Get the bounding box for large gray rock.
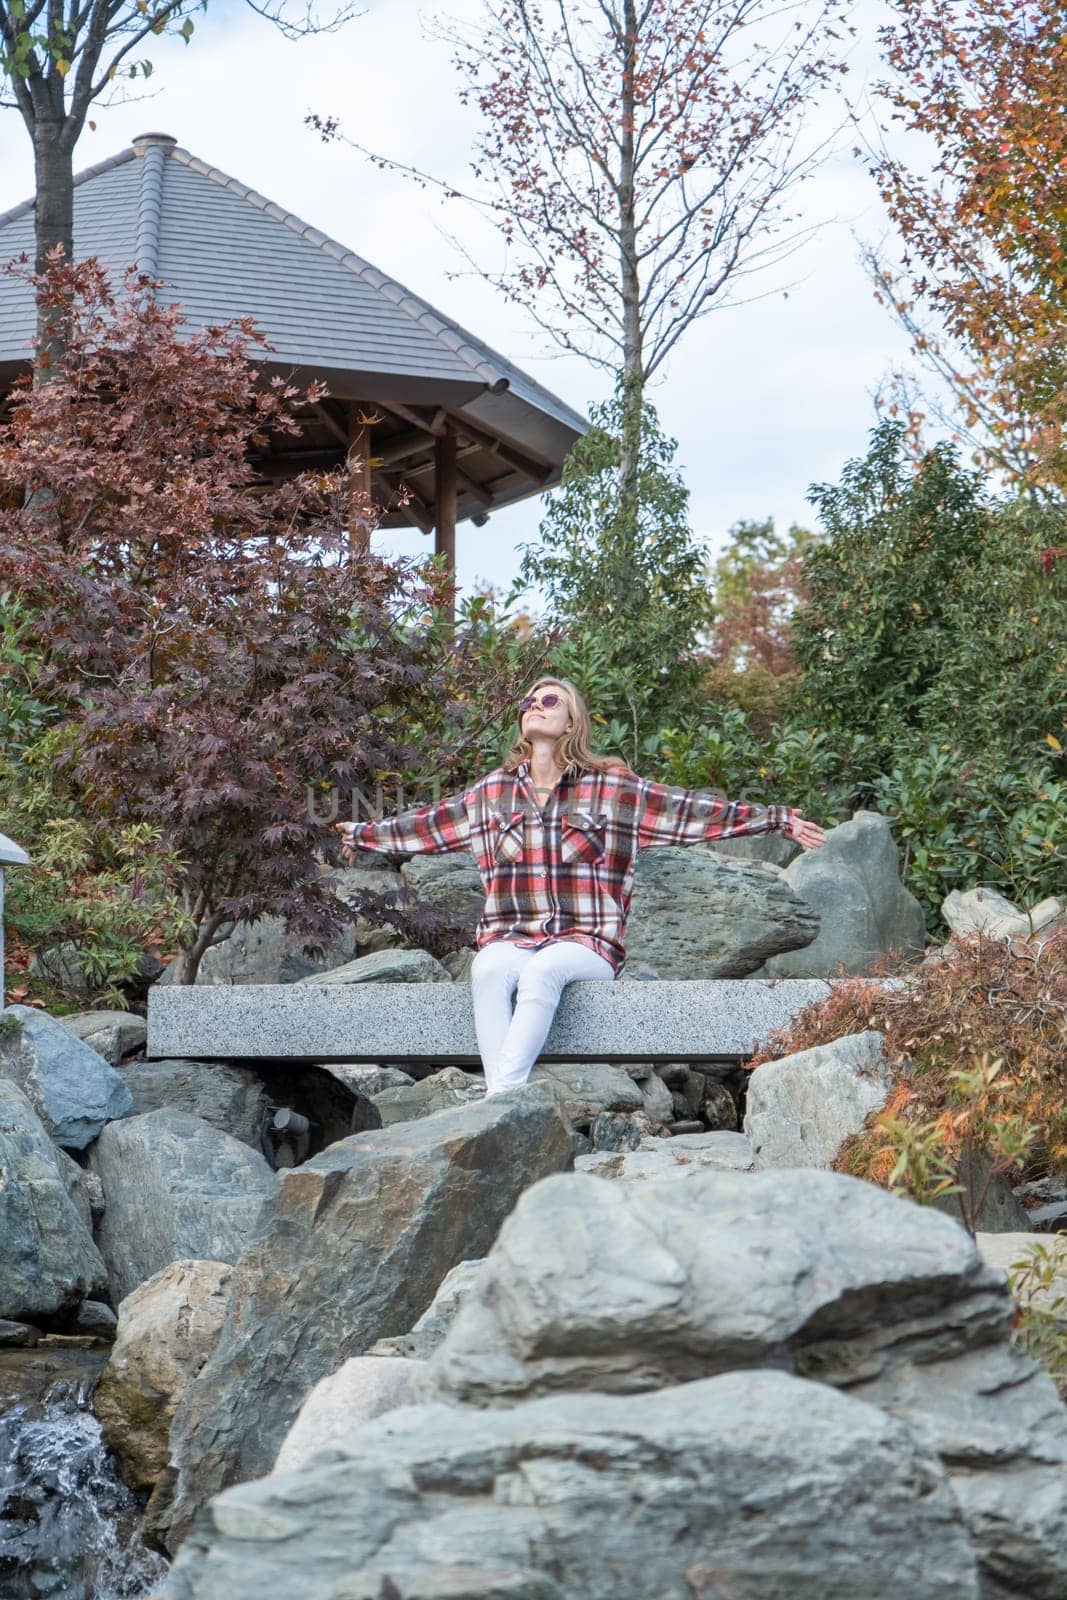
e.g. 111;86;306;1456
978;1234;1067;1320
60;1009;147;1065
373;1065;485;1126
422;1165;1067;1598
743;1030;891;1169
164;1372;980;1600
161;1082;574;1549
942;885;1064;941
300;947;452;985
575;1130;756;1181
272;1355;423;1475
118;1058;273;1149
627;845;819;977
368;1257;487;1359
851;1337;1067;1599
757;810;926;977
88;1109;276;1303
705;830;802;868
0;1077;107;1323
183;912;355;986
534;1061;645;1124
399;852;485;932
424;1167;1007;1407
0;1004;132;1148
94;1259;234;1491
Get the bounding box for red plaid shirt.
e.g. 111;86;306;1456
347;761;799;975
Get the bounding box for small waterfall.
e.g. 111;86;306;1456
0;1368;170;1600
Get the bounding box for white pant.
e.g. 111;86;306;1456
470;938;616;1094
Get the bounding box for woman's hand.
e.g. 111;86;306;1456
786;811;827;850
334;820;359;866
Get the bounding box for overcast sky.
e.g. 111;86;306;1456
0;0;920;607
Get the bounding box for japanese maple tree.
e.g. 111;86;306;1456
0;257;535;983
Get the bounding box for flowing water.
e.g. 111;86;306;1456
0;1351;169;1600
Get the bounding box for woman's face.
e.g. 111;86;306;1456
520;683;572;742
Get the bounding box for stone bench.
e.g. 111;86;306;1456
147;978;840;1066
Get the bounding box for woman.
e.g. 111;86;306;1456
336;676;826;1096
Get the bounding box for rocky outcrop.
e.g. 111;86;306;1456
160;1082;574;1549
60;1010;147;1065
300;947;452;985
423;1166;1006;1407
743;1030;891;1169
575;1129;756;1181
368;1257;486;1360
373;1066;485;1126
943;885;1064;941
626;846;819;977
0;1005;131;1149
118;1058;274;1150
93;1259;233;1492
272;1356;423;1475
88;1109;275;1303
417;1166;1065;1598
0;1077;107;1324
756;810;926;977
165;1371;981;1600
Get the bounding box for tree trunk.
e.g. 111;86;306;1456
616;0;644;597
32;120;75;383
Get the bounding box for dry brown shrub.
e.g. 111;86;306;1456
747;925;1067;1184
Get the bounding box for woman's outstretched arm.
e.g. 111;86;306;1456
335;789;473;861
630;777;825;850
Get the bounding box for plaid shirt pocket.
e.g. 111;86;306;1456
492;809;527;863
560;809;608;864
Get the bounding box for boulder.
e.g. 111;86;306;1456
325;1063;415;1098
88;1108;275;1303
118;1058;274;1149
373;1065;485;1126
399;853;485;933
161;1081;574;1548
0;1004;132;1149
60;1009;147;1065
94;1259;233;1492
637;1067;674;1126
929;1146;1034;1235
420;1164;1067;1598
533;1061;645;1125
423;1167;1008;1407
441;947;477;982
55;1146;103;1233
575;1130;756;1181
272;1355;423;1475
300;947;452;985
977;1233;1067;1320
322;861;408;955
943;885;1064;942
172;908;353;987
164;1372;979;1600
743;1030;891;1169
368;1258;486;1360
705;830;802;868
756;811;926;977
626;846;819;977
0;1077;108;1323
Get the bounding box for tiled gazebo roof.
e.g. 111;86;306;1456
0;132;586;534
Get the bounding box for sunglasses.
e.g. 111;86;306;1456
518;692;563;714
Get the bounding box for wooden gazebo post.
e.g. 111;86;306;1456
347;402;373;555
434;425;458;618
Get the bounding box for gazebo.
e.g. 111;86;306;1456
0;132;586;579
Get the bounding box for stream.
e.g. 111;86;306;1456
0;1349;169;1600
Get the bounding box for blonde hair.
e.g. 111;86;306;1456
503;676;631;775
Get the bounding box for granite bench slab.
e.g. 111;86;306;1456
147;979;840;1065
